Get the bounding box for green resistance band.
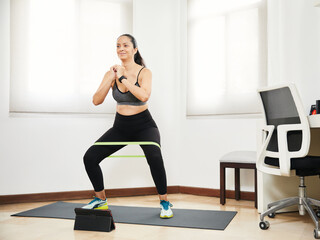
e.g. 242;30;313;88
93;141;161;158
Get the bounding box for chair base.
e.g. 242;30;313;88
259;176;320;239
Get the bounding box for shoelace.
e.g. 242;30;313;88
160;200;173;210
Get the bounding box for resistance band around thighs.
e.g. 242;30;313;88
94;141;161;158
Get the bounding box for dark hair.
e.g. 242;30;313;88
118;34;146;67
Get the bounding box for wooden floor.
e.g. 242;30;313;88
0;193;316;240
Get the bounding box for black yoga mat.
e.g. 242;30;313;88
12;201;237;230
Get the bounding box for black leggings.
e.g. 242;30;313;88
83;109;167;195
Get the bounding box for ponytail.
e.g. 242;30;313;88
118;34;146;67
134;50;146;67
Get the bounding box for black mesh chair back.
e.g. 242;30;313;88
259;87;302;152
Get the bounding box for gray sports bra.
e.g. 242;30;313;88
112;67;146;106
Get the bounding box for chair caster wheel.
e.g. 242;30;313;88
268;213;275;218
259;221;270;230
314;229;320;239
316;210;320;219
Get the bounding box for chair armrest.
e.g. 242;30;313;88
277;123;310;176
256;125;280;175
257;123;310;176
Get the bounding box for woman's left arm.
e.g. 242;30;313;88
121;68;152;102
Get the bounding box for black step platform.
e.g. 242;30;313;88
74;208;115;232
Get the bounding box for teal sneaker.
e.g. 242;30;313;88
160;200;173;219
82;197;108;210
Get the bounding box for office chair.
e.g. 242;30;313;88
257;84;320;239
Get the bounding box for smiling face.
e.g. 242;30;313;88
116;36;137;61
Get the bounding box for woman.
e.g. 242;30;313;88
82;34;173;219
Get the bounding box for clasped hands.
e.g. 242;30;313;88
110;65;126;80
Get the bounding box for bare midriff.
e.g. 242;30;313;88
116;104;148;116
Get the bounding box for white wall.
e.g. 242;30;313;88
180;117;258;190
1;0;320;196
182;0;320;193
268;0;320;109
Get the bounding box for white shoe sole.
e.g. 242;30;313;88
160;213;173;219
160;209;173;219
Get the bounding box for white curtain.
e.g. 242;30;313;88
187;0;267;115
10;0;132;114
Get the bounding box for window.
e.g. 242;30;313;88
10;0;132;114
187;0;267;115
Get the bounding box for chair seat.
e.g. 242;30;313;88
220;151;256;164
265;155;320;176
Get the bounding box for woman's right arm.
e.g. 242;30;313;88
92;70;115;106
